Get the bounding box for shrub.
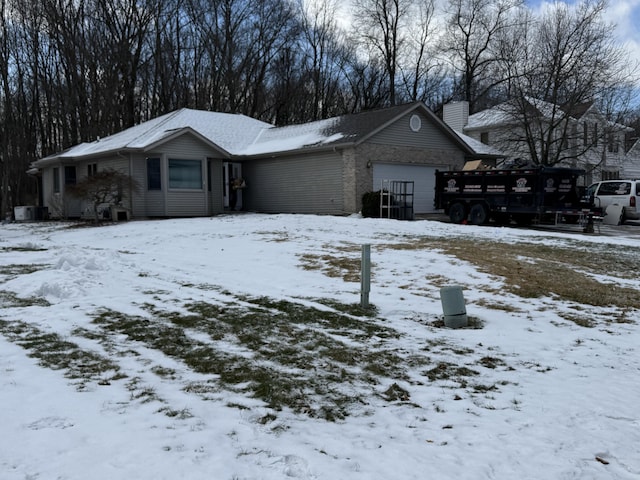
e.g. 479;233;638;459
362;190;382;218
67;169;139;223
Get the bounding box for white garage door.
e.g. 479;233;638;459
373;164;439;213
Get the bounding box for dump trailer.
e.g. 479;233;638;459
434;166;597;225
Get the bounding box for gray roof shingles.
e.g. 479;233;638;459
34;102;495;166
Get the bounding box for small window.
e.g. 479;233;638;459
168;159;202;189
583;122;588;146
480;132;489;145
409;114;422;132
147;158;161;190
87;164;98;177
64;166;76;185
53;167;60;193
593;123;598;146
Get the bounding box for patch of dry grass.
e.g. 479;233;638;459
473;298;524;313
293;234;637;328
298;243;364;282
387;237;640;311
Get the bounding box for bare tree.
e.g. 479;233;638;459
41;0;94;146
352;0;410;106
505;0;638;167
440;0;524;113
143;0;192;118
92;0;154;130
184;0;299;121
398;0;449;107
297;0;348;120
0;0;11;218
0;0;45;215
343;52;390;111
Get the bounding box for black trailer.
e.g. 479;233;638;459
434;166;597;225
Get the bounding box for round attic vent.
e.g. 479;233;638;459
410;114;422;132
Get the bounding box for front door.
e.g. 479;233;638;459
224;162;243;210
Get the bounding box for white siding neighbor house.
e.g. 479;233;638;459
444;100;640;185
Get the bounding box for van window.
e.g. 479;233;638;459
598;181;630;195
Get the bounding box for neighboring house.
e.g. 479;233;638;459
625;140;640;179
30;101;500;219
444;100;640;185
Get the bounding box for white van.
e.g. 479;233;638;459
586;180;640;222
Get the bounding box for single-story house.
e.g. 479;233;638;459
30;101;502;219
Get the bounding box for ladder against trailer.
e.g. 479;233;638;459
379;179;415;220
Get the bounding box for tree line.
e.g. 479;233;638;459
0;0;638;214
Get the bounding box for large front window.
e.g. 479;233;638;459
168;159;202;189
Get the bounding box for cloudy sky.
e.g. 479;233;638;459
525;0;640;67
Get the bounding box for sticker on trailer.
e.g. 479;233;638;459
463;184;482;193
513;177;531;193
445;179;459;192
558;179;573;192
544;178;557;193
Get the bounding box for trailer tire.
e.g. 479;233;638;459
469;203;489;225
449;202;467;224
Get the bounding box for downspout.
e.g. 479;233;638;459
116;151;134;214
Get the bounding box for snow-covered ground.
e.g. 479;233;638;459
1;214;639;480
